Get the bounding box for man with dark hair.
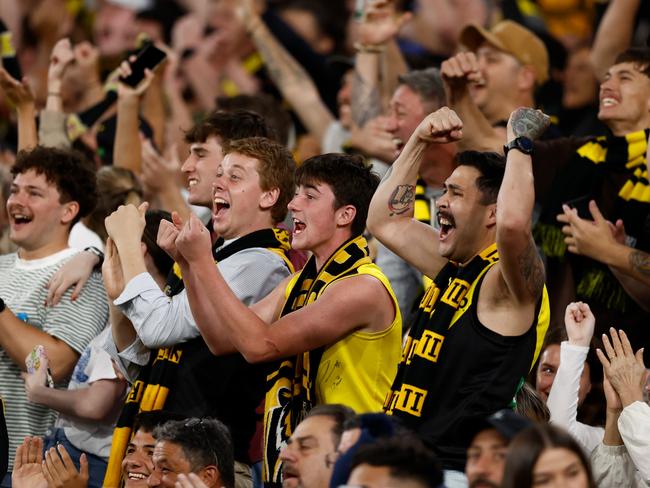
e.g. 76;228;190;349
148;418;235;488
279;405;355;488
368;106;550;487
0;146;108;483
103;136;296;487
346;435;443;488
168;153;402;487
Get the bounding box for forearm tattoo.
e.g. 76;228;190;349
388;184;415;216
629;250;650;276
351;70;381;128
517;240;545;298
510;108;550;140
254;29;310;88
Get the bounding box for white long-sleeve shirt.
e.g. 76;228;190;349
619;401;650;483
547;341;604;453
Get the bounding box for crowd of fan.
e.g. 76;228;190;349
0;0;649;487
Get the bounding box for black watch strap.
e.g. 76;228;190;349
504;136;534;156
0;297;5;313
84;246;104;270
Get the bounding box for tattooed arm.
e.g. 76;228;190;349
496;108;548;305
368;107;462;278
241;5;334;142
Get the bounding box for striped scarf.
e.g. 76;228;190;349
103;228;292;487
262;235;372;487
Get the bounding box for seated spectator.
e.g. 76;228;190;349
464;409;532;488
591;328;649;486
148;417;235;488
0;146;108;485
280;404;355;488
501;423;596;488
345;435;443;488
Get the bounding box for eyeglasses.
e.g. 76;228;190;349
183;418;220;469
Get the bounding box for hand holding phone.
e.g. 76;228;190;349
119;43;166;88
25;345;54;388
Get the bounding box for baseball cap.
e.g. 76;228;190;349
466;409;533;443
460;20;549;85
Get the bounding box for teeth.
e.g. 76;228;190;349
214;198;228;205
127;473;147;480
188;179;198;187
601;97;618;107
439;217;452;226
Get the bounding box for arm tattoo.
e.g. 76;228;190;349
517;239;545;298
351;70;381;128
511;108;550;140
253;28;311;89
629;250;650;276
388;185;415;216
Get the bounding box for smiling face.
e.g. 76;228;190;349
211;152;275;240
181;137;224;207
597;61;650;135
122;429;156;487
147;440;193;488
386;85;428;150
7;169;77;258
436;165;496;263
279;415;337;488
470;45;525;122
535;345;592;405
532;448;589;488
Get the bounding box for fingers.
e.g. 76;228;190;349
595;347;610;369
608;327;625;358
45;447;65;485
635;347;646;368
15;438;26;468
588;200;605;223
172;211;184;229
601;333;616;360
79;453;89;479
71;276;88;301
138;201;150;217
31;436;43;464
617;328;634;357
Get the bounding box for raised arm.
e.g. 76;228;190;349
176;214;392;363
495;108;548;305
367;107;461;278
440;52;504;152
238;3;334;143
0;67;37;151
39;38;74;148
590;0;641;80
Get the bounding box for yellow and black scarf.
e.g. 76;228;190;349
262;235;372;486
104;228;292;487
534;129;650;311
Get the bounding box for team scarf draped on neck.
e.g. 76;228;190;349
385;244;501;417
534;129;650;311
263;235;372;487
103;228;292;488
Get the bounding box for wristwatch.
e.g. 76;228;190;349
504;136;534;156
84;246;105;270
0;297;5;314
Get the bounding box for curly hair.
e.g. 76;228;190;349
11;146;98;225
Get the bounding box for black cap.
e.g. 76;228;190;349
466;409;533;443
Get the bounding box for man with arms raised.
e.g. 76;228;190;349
166;154;402;487
368;107;550;487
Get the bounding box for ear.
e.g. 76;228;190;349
335;204;357;228
259;187;280;213
198;465;221;488
517;65;536;92
485;203;497;228
60;201;80;225
316;36;334;55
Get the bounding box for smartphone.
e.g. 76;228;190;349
25;345;54;387
119;42;166;87
0;20;22;80
563;194;592;220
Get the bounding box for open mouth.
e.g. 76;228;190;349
10;213;33;227
213;197;230;217
126;471;149;481
292;218;306;235
600;97;619;108
437;212;455;240
188;178;199;189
